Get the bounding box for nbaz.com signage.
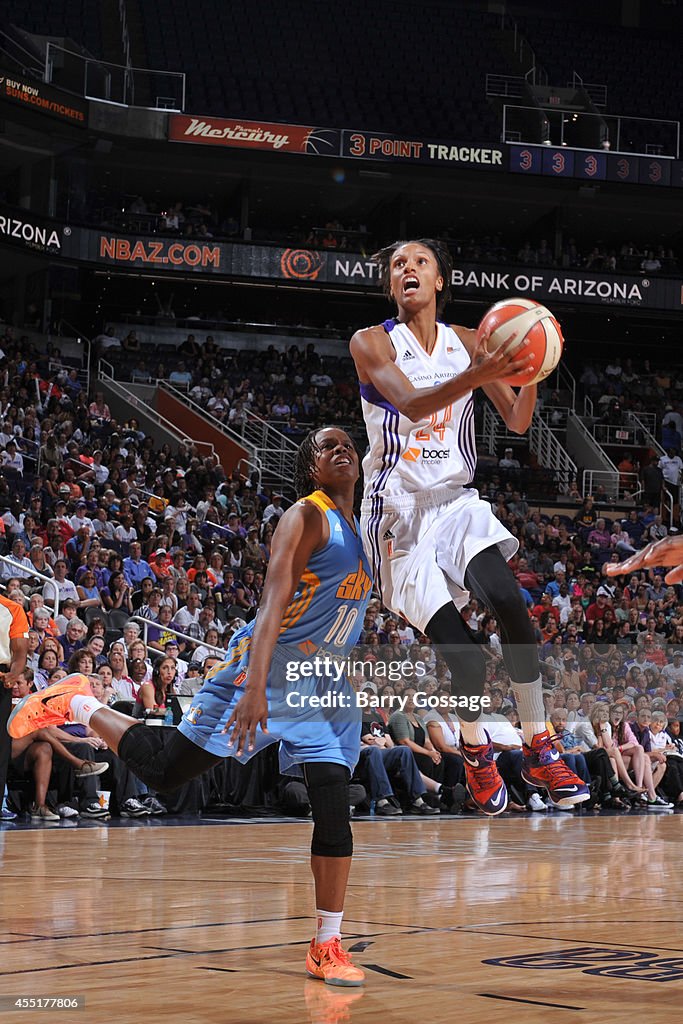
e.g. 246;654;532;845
168;114;340;156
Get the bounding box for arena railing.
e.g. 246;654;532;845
0;557;60;618
159;382;295;491
626;412;665;457
44;42;186;111
502;104;680;157
581;469;627;502
593;422;648;447
629;484;674;526
99;361;216;461
131;616;226;658
529;410;577;490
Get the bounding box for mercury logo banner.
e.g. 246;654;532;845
168;114;339;156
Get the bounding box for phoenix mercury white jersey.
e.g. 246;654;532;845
360;318;476;500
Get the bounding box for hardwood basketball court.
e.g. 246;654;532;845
1;814;681;1023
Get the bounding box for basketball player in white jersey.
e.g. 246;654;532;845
350;239;589;813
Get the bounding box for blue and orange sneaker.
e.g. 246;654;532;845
459;732;508;815
8;674;93;739
521;730;590;807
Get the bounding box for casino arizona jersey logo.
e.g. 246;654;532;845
335;560;372;601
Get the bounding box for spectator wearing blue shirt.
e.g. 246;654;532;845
123;541;154;588
545;571;565;599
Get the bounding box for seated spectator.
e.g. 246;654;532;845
77;569;104;611
123;541;154;587
108;646;135;701
649;712;683;805
356;698;437;816
101;572;134;615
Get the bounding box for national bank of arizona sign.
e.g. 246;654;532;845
328;255;680;309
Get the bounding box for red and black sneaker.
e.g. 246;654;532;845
521;730;590;807
459;732;508;815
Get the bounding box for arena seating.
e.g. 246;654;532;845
138;0;503;138
517;13;683;123
3;0;102;58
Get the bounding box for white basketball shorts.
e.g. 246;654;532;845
360;486;518;633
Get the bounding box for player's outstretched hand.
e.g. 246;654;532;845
604;535;683;584
223;687;269;756
469;330;533;389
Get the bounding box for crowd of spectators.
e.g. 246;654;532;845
77;189;683;275
1;324;682;823
442;235;679;276
95;327;364;446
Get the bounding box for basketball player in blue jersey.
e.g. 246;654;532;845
350;239;589;813
9;427;372;987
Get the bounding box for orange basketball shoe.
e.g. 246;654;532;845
8;674;93;738
306;937;365;987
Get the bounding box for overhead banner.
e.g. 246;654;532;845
0;205;66;254
341;129;504;169
509;144;682;189
0;68;87;126
168;114;340;156
1;213;680;312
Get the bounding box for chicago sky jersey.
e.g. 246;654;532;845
212;489;373;671
360;319;476;499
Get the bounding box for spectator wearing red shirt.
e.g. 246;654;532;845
532;593;559;624
585;590;612;625
514;557;541;593
150;549;171;581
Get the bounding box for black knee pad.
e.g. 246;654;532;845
304;762;353;858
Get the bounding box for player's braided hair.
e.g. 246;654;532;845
372;238;453;316
293;427;326;497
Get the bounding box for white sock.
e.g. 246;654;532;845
69;694;105;727
376;797;389;807
510;676;546;745
459;720;488;745
316;909;343;945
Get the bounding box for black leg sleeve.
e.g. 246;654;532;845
425;601;487;722
117;724;222;794
465;546;540;684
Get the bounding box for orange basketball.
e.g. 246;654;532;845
476;297;564;386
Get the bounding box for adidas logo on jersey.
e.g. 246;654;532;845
382;528;395;540
402;350;415;361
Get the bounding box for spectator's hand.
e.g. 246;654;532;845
86;737;108;750
429;750;441;765
223;686;268;755
606;535;683;584
1;670;24;688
